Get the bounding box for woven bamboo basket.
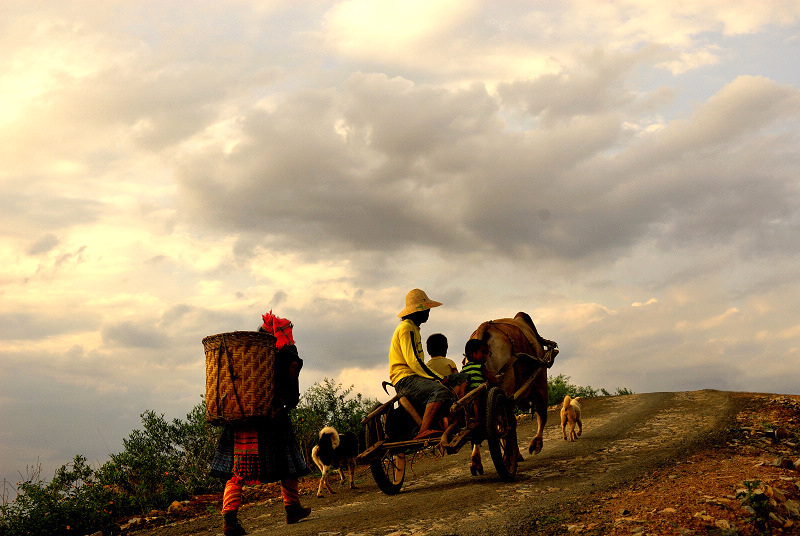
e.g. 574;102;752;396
203;331;277;425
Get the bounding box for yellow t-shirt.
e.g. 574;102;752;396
426;355;458;377
388;319;443;385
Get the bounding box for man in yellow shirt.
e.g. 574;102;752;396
389;289;466;440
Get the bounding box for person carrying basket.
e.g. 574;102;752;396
209;311;311;534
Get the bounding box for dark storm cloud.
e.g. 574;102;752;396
0;188;104;239
287;296;397;372
177;71;800;269
0;312;97;341
97;306;256;361
496;47;651;123
26;234;60;255
101;321;169;349
177;82;476;253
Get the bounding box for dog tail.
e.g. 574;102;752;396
311;444;322;469
562;395;572;409
316;427;339;467
319;426;340;449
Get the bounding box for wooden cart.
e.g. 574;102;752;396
355;359;549;495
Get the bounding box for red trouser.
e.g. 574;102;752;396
222;475;301;513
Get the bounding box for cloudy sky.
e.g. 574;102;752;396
2;0;800;491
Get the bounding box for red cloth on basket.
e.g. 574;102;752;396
261;310;295;349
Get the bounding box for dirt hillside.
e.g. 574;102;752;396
125;390;800;536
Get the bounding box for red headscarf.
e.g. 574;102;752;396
261;310;295;349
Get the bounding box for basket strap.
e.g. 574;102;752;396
220;335;247;419
216;340;223;418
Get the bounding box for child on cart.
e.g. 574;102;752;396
461;339;498;422
461;339;499;476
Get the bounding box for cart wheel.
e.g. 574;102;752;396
486;386;518;481
370;449;406;495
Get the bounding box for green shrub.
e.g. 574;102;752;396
547;374;633;406
0;456;127;536
292;378;378;464
0;398;221;536
736;479;772;533
98;398;222;513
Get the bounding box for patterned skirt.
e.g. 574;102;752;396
210;411;309;483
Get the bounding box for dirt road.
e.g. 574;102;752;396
133;390;800;535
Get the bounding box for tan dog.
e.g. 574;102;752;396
560;395;582;441
311;426;358;498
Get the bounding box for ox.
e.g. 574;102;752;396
467;312;557;475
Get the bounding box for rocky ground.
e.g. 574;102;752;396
122;391;800;536
546;393;800;535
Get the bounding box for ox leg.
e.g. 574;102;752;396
469;443;483;476
528;400;547;455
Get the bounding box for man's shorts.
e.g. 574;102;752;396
395;373;469;405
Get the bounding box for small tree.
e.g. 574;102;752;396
175;398;223;494
96;397;222;513
291;378;378;465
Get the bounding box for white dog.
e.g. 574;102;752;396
560;395;582;441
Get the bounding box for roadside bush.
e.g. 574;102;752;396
292;378;379;464
547;374;633;406
98;398;222;513
736;479;772;532
0;398;221;536
0;456;128;536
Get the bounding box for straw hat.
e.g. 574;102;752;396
397;289;442;318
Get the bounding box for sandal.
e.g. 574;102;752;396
413;429;443;440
